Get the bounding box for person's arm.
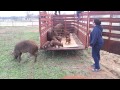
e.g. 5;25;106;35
90;27;99;47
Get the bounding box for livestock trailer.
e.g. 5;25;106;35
39;11;120;55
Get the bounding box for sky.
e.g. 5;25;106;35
0;11;75;17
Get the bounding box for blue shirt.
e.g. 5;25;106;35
90;25;104;47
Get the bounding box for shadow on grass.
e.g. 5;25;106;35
40;50;84;59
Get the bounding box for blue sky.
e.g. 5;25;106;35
0;11;75;17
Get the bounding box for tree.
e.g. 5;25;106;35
11;16;18;21
25;11;33;21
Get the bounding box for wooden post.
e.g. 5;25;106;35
108;12;113;52
39;11;42;49
64;14;66;34
86;11;90;48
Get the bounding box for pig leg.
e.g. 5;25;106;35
18;53;22;63
30;51;37;63
14;55;18;60
33;53;37;63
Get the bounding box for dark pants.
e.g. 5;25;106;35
92;45;101;69
55;11;60;15
77;12;80;20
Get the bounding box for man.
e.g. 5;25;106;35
90;18;104;72
55;11;60;15
76;11;83;21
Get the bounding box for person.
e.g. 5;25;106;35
76;11;83;21
90;18;104;72
55;11;60;15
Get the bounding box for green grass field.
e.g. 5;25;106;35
0;26;92;79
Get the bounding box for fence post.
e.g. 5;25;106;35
12;21;13;26
64;14;66;32
32;21;33;26
86;11;90;48
108;12;113;53
39;11;42;49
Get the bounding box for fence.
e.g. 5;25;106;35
81;11;120;55
0;21;39;26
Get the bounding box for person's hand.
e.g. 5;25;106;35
88;46;92;48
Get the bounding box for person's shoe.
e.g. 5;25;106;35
92;68;101;72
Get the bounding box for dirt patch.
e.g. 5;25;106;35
62;50;120;79
100;51;120;78
62;75;88;79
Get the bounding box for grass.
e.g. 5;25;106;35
0;26;93;79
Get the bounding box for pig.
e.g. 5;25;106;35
55;36;62;42
50;40;63;48
54;23;64;30
47;29;58;41
47;30;53;41
42;41;51;49
64;30;70;38
53;23;64;34
65;36;71;44
13;40;38;63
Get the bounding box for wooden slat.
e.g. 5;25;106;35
81;12;89;16
111;26;120;31
111;11;120;15
110;33;120;38
89;24;120;31
79;26;87;32
52;18;65;21
76;18;88;21
90;18;110;22
102;32;109;37
53;21;74;25
54;20;75;23
111;18;120;22
53;20;65;23
72;24;79;28
40;12;47;16
101;39;109;52
89;11;120;15
108;40;120;54
54;18;75;21
90;18;120;23
77;30;87;46
65;18;75;20
53;15;75;17
89;24;108;29
79;22;87;27
89;11;112;15
89;30;120;40
40;18;51;21
102;25;110;29
44;46;85;50
54;21;74;23
74;18;87;21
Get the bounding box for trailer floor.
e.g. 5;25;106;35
46;33;85;50
61;33;83;48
